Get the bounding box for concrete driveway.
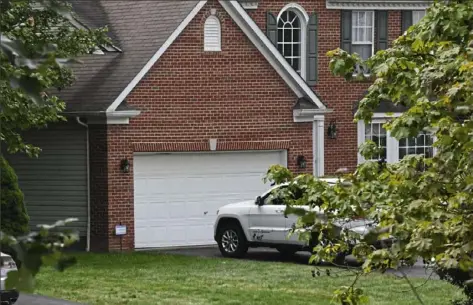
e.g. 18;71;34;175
16;294;83;305
157;246;436;279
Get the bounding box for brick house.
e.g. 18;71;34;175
5;0;433;251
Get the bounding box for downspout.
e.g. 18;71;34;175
76;117;91;252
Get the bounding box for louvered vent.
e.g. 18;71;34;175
204;16;221;51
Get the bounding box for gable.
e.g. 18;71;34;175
107;0;327;114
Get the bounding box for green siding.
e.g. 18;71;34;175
4;121;88;238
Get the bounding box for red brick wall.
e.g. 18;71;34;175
99;0;407;250
89;124;110;252
247;1;404;174
104;0;314;250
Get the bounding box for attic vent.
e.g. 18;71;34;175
204;16;221;51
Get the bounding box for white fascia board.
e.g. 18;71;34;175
106;1;208;112
221;1;326;110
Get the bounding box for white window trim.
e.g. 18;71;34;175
357;113;437;164
277;3;309;80
204;15;221;52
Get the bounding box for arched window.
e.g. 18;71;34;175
204;16;221;51
277;5;308;78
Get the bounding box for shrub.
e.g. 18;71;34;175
1;156;29;237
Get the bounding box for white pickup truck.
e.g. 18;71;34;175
213;178;379;260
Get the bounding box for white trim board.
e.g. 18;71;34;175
107;0;328;113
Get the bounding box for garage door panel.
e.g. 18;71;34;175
134;151;286;248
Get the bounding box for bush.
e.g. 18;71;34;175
1;156;29;237
436;267;473;305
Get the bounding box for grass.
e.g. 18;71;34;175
35;252;463;305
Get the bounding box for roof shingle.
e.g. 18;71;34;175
59;0;199;112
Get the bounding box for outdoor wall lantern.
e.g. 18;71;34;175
120;158;130;173
297;155;307;169
327;120;337;139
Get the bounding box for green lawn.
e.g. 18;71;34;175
35;252;462;305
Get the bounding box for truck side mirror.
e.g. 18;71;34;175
255;196;263;206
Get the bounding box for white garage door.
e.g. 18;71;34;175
134;150;287;248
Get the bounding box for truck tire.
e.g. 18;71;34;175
217;223;248;258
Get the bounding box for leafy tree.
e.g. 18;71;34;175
0;0;108;292
267;0;473;304
1;156;29;237
0;0;109;156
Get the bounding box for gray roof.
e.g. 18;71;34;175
60;0;199;112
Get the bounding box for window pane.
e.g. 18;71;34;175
359;28;366;42
288;11;296;21
425;147;433;158
292;14;300;27
283;43;291;56
357;11;365;26
365;27;373;42
292;58;300;71
412;10;426;24
366;12;373;26
352;45;372;60
408;137;416;147
399;138;406;146
416;147;425;155
408;147;416;155
284;29;291;43
293;28;301;42
399;148;406;159
417;134;425;146
278;29;283;43
293;43;300;55
379;135;387;147
426;135;433;145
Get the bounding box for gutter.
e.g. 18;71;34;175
75;117;91;252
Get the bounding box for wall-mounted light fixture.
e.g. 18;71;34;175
327;120;337;139
120;158;130;173
297;155;307;169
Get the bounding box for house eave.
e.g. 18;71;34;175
65;110;141;125
239;1;259;10
106;110;141;124
326;0;433;10
293;108;333;123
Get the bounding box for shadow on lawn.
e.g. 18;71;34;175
156;246;363;268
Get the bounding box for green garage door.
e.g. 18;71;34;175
4;121;88;247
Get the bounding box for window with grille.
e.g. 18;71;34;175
358;117;436;164
277;10;302;74
399;133;434;159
